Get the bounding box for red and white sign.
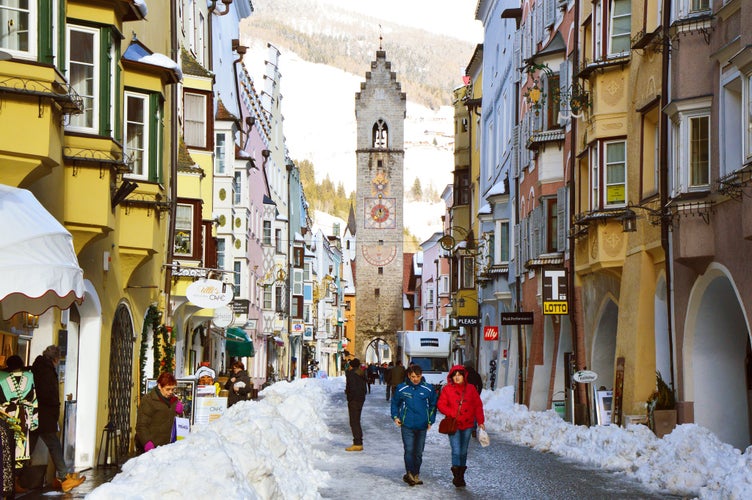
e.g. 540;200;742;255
483;326;499;341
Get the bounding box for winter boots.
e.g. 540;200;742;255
61;472;86;492
402;473;416;486
345;444;363;451
451;465;467;487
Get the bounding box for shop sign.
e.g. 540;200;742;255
456;316;479;326
303;326;313;341
543;269;568;315
232;299;250;315
483;326;499;341
212;306;233;328
573;370;598;384
500;312;534;325
186;279;233;308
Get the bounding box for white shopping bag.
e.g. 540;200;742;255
172;417;191;442
477;427;490;447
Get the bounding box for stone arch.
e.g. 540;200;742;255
684;264;751;449
365;336;392;365
372;119;388;148
591;294;619;390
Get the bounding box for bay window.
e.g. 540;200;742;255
0;1;35;57
589;140;627;209
593;0;631;60
667;96;712;194
184;91;209;148
124;92;148;178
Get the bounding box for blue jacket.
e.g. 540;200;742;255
390;380;437;430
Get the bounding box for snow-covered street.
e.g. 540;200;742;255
88;378;752;499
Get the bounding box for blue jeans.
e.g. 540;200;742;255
400;427;427;475
448;427;474;466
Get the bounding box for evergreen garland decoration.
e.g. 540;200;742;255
140;305;161;395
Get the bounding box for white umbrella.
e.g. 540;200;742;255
0;184;85;320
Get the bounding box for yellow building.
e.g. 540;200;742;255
573;1;665;422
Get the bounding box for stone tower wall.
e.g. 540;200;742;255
354;50;406;361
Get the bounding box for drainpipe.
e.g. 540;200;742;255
164;0;179;329
660;0;676;397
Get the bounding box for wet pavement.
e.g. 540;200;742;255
17;466;118;499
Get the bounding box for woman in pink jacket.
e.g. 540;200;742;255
436;364;485;488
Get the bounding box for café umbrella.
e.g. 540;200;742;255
0;185;85;320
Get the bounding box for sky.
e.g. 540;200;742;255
89;377;752;499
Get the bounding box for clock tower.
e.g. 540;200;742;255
354;50;405;362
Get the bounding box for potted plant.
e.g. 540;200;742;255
647;371;677;438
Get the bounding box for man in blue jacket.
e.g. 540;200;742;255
390;364;437;486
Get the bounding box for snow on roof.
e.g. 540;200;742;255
478;203;491;215
486;180;506;197
133;0;148;18
123;41;182;81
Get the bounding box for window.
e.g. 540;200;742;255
174;203;195;257
275;229;282;253
67;25;99;131
593;0;631;60
372;119;388;148
293;269;303;295
234;261;241;290
641;107;660;196
689;116;710;187
545;198;558;253
215;133;227;174
263;221;272;245
605;141;627;206
667;97;712;194
378;267;383;275
263;287;272;309
461;256;475;289
125;92;149;178
455;169;470;205
495;220;510;263
275;285;284;313
292;296;303;319
588;140;626;209
184;92;208;148
293;247;304;268
217;238;225;268
234;172;242;204
439;275;450;295
0;1;36;57
609;0;631;55
747;75;752;161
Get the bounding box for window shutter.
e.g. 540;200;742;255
536;3;545;44
559;60;569;120
557;187;568;252
513;30;522;83
545;0;556;27
293;269;303;296
511;125;519;179
514;223;521;276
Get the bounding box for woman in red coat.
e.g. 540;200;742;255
436;364;485;488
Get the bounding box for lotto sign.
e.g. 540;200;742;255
483;326;499;341
542;268;569;315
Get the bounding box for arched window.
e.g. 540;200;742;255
372;119;388;148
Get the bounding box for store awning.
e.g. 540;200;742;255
226;326;255;357
0;185;85;320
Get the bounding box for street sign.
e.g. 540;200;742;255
483;326;499;341
500;312;534;325
543;268;569;315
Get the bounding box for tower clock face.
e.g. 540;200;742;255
364;197;396;229
362;244;397;266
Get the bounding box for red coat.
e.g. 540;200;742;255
437;380;484;431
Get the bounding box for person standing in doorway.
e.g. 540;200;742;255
345;358;367;451
390;365;437;486
30;345;85;493
437;365;486;488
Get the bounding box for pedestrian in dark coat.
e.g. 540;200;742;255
385;362;394;401
388;360;406;401
225;360;252;407
135;372;183;453
31;345;85;492
463;360;483;395
345;358;367;451
437;365;485;488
